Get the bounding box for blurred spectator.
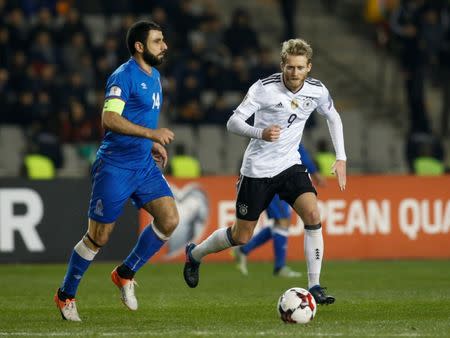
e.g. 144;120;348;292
226;55;251;92
0;25;11;67
29;30;58;65
205;95;232;125
223;8;260;58
0;68;13;120
439;4;450;137
6;7;29;51
405;131;444;173
62;31;90;72
29;7;57;42
413;142;445;175
58;7;91;47
168;143;201;178
390;0;430;133
315;138;335;177
176;99;204;124
60;99;100;143
250;47;279;83
279;0;297;40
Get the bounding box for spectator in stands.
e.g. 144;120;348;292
168;143;201;178
279;0;297;40
413;142;445;175
250;47;279;83
405;131;444;173
223;7;260;58
439;4;450;137
0;24;11;67
21;146;56;179
390;0;430;133
30;30;58;65
205;95;233;125
226;55;251;92
6;7;28;51
315;138;336;177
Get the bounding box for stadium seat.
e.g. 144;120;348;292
57;144;90;177
169;125;197;156
224;133;248;174
0;125;26;176
197;125;226;174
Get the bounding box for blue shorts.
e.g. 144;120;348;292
266;194;291;219
88;158;173;223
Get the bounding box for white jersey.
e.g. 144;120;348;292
229;73;346;178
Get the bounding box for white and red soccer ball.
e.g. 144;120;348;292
277;287;317;324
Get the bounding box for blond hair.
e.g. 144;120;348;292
280;39;313;64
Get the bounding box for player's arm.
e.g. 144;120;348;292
316;88;346;191
102;98;174;145
227;81;280;141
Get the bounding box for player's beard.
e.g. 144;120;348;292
142;45;164;67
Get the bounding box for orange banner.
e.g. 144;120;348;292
140;176;450;262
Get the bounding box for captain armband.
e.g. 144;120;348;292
102;98;125;115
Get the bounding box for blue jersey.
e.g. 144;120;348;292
298;144;317;174
97;58;163;169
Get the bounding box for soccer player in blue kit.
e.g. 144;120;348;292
54;21;178;321
234;144;326;277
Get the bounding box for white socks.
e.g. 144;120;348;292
191;228;232;262
304;227;323;289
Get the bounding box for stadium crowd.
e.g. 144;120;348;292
0;0;449;175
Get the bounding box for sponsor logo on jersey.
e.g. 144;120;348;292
108;86;122;97
275;102;283;109
141;82;148;90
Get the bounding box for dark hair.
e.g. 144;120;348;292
126;20;162;55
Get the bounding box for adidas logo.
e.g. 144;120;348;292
275;102;283;108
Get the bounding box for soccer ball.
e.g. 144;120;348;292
277;287;317;324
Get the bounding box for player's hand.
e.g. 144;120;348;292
332;160;346;191
152;142;168;168
262;125;281;142
311;172;327;188
151;128;174;145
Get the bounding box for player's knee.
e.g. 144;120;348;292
233;232;253;246
303;209;321;225
85;232;110;248
158;213;179;236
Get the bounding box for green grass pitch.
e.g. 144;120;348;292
1;260;449;337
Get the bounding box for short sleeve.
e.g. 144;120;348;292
233;80;268;119
105;70;131;102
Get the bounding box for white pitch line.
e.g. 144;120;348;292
0;332;426;337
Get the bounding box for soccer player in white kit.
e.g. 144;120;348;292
183;39;346;305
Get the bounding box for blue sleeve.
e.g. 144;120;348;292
105;68;131;102
299;144;317;174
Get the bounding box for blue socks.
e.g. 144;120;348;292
239;226;289;272
123;224;166;272
240;226;272;255
272;227;288;272
61;240;97;298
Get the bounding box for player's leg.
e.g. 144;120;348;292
112;165;178;310
184;175;272;288
238;195;282;258
272;218;301;278
292;192;334;304
55;159;130;321
55;219;115;321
